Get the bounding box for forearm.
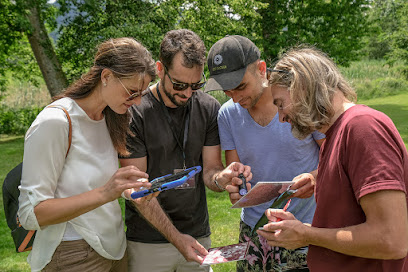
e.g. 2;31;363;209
305;222;407;259
133;199;182;245
203;167;225;192
34;188;108;227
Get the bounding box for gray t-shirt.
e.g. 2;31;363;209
218;99;324;228
124;89;221;243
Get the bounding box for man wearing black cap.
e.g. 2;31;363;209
205;35;325;271
120;30;252;272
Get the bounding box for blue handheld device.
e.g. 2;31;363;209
131;166;202;199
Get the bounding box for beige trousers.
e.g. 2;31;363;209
127;236;213;272
42;239;127;272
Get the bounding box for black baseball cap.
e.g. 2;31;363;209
205;35;260;92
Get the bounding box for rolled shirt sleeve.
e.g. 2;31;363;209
18;107;70;230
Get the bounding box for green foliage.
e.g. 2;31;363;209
174;0;265;50
0;0;58;97
0;106;43;135
210;90;230;106
1;0;373;91
340;59;408;100
386;1;408;68
56;0;173;82
363;0;408;73
256;0;370;66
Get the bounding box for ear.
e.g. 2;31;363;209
156;61;165;80
258;61;267;78
101;68;113;86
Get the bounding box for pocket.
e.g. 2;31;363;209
57;241;90;267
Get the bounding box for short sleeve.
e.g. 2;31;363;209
343;114;406;201
203;99;221;147
311;130;326;141
123;107;147;158
217;104;236;151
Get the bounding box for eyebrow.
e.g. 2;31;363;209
232;82;246;90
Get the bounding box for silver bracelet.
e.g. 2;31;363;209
213;174;225;191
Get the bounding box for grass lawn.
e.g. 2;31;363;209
1;91;407;272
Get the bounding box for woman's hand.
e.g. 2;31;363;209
102;165;150;202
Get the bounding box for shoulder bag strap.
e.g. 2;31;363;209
46;105;72;157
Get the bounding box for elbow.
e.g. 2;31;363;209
385;246;408;260
18;204;42;230
379;236;408;260
18;210;40;230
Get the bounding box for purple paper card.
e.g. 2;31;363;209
231;181;294;209
201;242;250;265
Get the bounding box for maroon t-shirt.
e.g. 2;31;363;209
308;105;408;272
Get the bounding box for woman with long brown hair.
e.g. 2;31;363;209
18;37;156;272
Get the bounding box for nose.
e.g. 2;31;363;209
180;87;193;98
225;90;240;103
131;96;142;106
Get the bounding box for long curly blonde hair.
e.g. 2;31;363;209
269;46;356;139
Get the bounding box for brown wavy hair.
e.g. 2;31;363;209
54;38;156;155
159;29;206;69
269;46;356;139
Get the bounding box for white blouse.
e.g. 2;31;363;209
18;97;126;271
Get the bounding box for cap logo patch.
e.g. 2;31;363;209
214;54;223;65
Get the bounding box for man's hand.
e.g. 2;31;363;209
290;172;315;198
172;234;209;264
257;209;309;250
217;162;252;204
225;174;252;204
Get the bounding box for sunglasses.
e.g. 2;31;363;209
267;68;290;74
117;77;146;101
163;65;206;91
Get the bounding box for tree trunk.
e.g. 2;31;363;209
26;3;68;97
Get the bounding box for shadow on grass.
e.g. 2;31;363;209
0;135;24;144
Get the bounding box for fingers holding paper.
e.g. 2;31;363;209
173;233;208;264
257;209;309;250
290;172;316;199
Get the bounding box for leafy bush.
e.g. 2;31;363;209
354;77;408;100
340;58;408;101
0;106;43;135
210;90;230;106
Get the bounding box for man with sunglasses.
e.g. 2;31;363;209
119;29;252;272
205;35;325;272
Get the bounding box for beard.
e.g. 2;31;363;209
289;114;314;140
162;81;189;107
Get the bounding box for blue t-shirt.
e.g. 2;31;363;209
218;99;325;228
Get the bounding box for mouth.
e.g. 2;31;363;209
238;98;248;106
176;95;190;102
